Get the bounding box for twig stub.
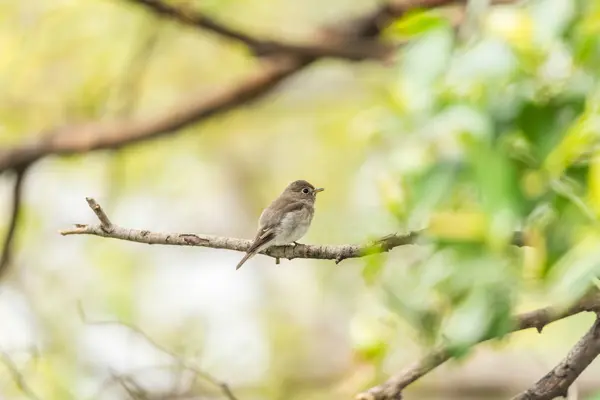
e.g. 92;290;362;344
85;197;113;232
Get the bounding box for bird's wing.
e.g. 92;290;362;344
245;225;276;255
236;199;309;270
246;198;307;254
258;196;307;229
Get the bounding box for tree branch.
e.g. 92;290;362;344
511;315;600;400
0;166;28;277
0;351;41;400
78;302;240;400
0;0;500;174
355;292;600;400
59;198;421;263
60;198;526;263
0;55;305;173
124;0;393;61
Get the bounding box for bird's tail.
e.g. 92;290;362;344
236;251;256;270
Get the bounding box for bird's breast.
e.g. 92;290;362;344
273;207;313;245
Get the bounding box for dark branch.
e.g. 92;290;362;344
124;0;393;61
511;314;600;400
0;0;521;174
0;56;305;173
0;166;27;277
356;292;600;400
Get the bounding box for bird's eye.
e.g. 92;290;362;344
302;188;310;194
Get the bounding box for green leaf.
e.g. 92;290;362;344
382;285;440;343
529;0;576;43
443;288;492;347
407;161;461;227
517;99;584;162
395;26;454;114
361;253;385;286
384;9;449;40
547;233;600;304
465;138;525;243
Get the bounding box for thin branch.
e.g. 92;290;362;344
59;198;419;262
111;20;162;118
124;0;393;61
85;197;113;231
0;351;41;400
512;315;600;400
59;198;525;263
332;0;517;39
78;302;239;400
0;166;28;277
355;292;600;400
105;18;163;203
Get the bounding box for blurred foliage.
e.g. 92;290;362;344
365;0;600;358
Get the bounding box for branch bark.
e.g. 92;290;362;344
511;315;600;400
355;292;600;400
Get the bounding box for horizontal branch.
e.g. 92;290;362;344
60;199;422;263
355;292;600;400
60;198;527;264
512;314;600;400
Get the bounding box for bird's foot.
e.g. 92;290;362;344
292;241;302;247
275;257;280;265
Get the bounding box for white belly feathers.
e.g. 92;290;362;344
273;207;313;245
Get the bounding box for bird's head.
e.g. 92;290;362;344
284;180;324;200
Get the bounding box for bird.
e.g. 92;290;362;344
236;180;324;270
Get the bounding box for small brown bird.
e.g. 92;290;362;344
236;180;324;270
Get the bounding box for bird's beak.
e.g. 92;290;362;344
313;188;324;194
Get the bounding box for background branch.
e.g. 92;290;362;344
0;56;304;173
78;302;240;400
356;292;600;400
512;315;600;400
105;18;163;204
0;166;27;277
111;20;162;118
0;351;41;400
125;0;393;60
0;0;512;174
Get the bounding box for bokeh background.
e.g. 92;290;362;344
1;0;600;399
